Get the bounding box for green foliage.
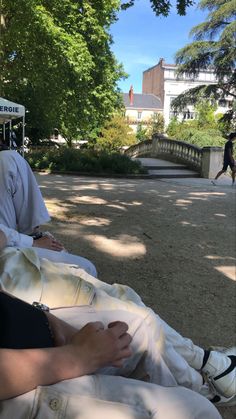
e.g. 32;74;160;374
136;124;148;142
166;98;227;146
146;113;165;137
194;99;218;128
166;114;225;147
120;0;194;16
95;114;136;151
0;0;124;143
0;0;194;146
176;128;225;147
166;118;185;138
136;114;165;143
173;0;236;128
26;147;146;174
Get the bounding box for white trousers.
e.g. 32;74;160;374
34;248;97;277
0;150;97;276
60;266;205;393
0;307;221;419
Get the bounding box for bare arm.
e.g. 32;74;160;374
0;224;63;251
0;321;132;400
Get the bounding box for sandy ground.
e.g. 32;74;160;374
36;172;236;419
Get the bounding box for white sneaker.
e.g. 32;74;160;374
200;384;236;406
202;349;236;399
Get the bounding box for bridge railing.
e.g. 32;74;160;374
125;139;153;158
126;135;202;171
125;135;223;178
152;135;202;171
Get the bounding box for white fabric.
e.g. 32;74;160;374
0;378;221;419
0;223;33;247
0;306;221;419
0;150;50;234
34;247;97;277
0;150;97;277
0;247;203;393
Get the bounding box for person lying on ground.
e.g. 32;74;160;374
0;230;235;409
0;150;97;276
0;289;222;419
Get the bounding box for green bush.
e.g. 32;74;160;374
166;119;225;147
178;128;225;147
26;147;147;175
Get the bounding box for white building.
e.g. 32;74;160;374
142;58;232;126
123;86;163;132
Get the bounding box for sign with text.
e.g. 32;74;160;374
0;97;25;123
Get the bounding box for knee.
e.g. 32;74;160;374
84;260;97;277
164;387;221;419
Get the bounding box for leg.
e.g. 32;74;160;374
53;305;203;391
0;375;221;419
34;247;97;277
0;151;50;234
214;169;225;180
231;167;235;184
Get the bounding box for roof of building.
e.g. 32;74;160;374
143;58;215;74
123;93;162;109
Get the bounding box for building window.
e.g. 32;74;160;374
138;111;142;119
170;97;176;105
169;111;178;119
183;110;195;120
218;99;227;107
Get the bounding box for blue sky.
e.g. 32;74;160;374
110;0;207;93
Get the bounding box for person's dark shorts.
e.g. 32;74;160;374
222;160;235;171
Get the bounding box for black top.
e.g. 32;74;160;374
0;292;54;349
224;140;233;163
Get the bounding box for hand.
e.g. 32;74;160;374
67;321;132;376
33;236;64;251
45;312;78;346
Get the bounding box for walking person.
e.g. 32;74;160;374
212;132;236;185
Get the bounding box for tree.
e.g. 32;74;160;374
146;113;165;137
194;98;218;128
0;0;124;143
96;113;136;151
166;99;225;147
120;0;194;16
0;0;194;144
136;123;148;142
172;0;236;127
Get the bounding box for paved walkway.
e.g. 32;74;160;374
36;172;235;419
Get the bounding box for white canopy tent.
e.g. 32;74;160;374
0;97;26;155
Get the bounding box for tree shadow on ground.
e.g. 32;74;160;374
36;173;235;419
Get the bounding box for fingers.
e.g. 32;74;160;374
108;321;129;337
51;239;64;251
83;322;105;332
33;236;64;251
107;321;132;366
112;343;133;367
107;321;132;349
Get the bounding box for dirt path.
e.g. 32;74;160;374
36;173;236;419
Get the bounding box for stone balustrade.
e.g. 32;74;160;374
125;135;224;178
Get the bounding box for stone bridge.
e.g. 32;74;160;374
125;134;224;179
